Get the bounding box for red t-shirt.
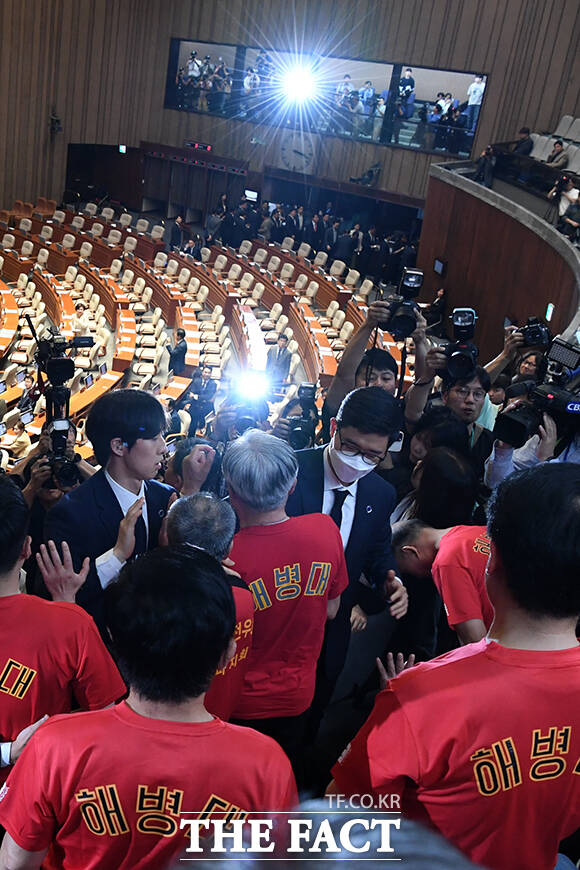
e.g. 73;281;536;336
205;584;254;721
0;594;126;783
229;514;349;719
0;702;297;869
332;639;580;870
432;525;494;630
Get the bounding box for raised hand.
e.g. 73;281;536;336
36;541;89;603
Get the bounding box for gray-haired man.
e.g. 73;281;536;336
166;492;253;721
222;429;349;770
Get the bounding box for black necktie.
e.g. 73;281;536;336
329;489;348;530
132;514;148;559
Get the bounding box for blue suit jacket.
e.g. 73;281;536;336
286;446;397;612
44;469;174;633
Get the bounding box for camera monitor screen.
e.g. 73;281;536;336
244;189;259;202
165;37;487;158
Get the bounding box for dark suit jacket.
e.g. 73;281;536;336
45;469;174;633
305;221;321;251
286;447;398;677
286;447;397;608
324;226;338;252
266;345;291;382
169;338;187;375
285;214;298;236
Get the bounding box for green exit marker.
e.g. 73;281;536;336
545;303;554;322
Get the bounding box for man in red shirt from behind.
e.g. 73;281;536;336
0;546;296;869
223;429;349;767
0;476;125;785
392;520;493;645
329;463;580;870
167;491;254;720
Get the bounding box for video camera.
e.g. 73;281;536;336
378;267;424;340
443;308;479;379
287;383;318;450
493;337;580;447
517;316;550;348
26;315;93;488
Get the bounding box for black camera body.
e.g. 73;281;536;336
28;319;93;489
287;383;318;451
439;308;479;379
379;268;424;340
493;338;580;447
518;316;550;348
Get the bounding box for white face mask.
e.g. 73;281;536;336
327;434;374;485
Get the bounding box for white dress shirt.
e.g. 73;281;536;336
94;472;149;590
322;448;358;548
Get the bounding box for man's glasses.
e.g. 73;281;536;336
337;428;386;466
452;387;486;401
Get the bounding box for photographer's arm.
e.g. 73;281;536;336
404;346;448;429
484;326;524;384
325;302;390;412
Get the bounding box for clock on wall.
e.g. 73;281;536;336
279;130;316;174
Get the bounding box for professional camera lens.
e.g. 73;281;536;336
446;348;477;380
287;418;316;451
387;301;418;340
493;403;542;448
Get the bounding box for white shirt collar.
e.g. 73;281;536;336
322;447;358;497
104;469;146;513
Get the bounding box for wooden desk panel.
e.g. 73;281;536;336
0;286;19;356
113;309;136;371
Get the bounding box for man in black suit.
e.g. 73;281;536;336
324;218;341;259
169;215;184;251
266;334;292;389
168;328;187;376
286;386;408;738
186;365;217;433
285;207;298;238
44;390;175;634
331;230;356;266
305;214;321;253
359;224;381;278
16;373;40;413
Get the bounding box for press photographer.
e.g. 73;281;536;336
271;384;319;450
486;337;580;486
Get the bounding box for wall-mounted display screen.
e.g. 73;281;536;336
164;38;487;159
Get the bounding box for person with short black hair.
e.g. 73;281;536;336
169;214;184;250
287;387;408;741
488;372;510;406
16;373;40;413
164;436;217;495
266;333;291;389
332;464;580;870
0;476;125;786
440;366;495;478
168;327;187;375
186;364;217;433
513;126;533;155
545;139;569;169
0;546;296;868
44;389;174;632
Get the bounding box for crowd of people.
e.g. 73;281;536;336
167;194;419;287
169;46;483;156
0;261;579;868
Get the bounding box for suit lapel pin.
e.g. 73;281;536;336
158;508;166;518
366;505;373;514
